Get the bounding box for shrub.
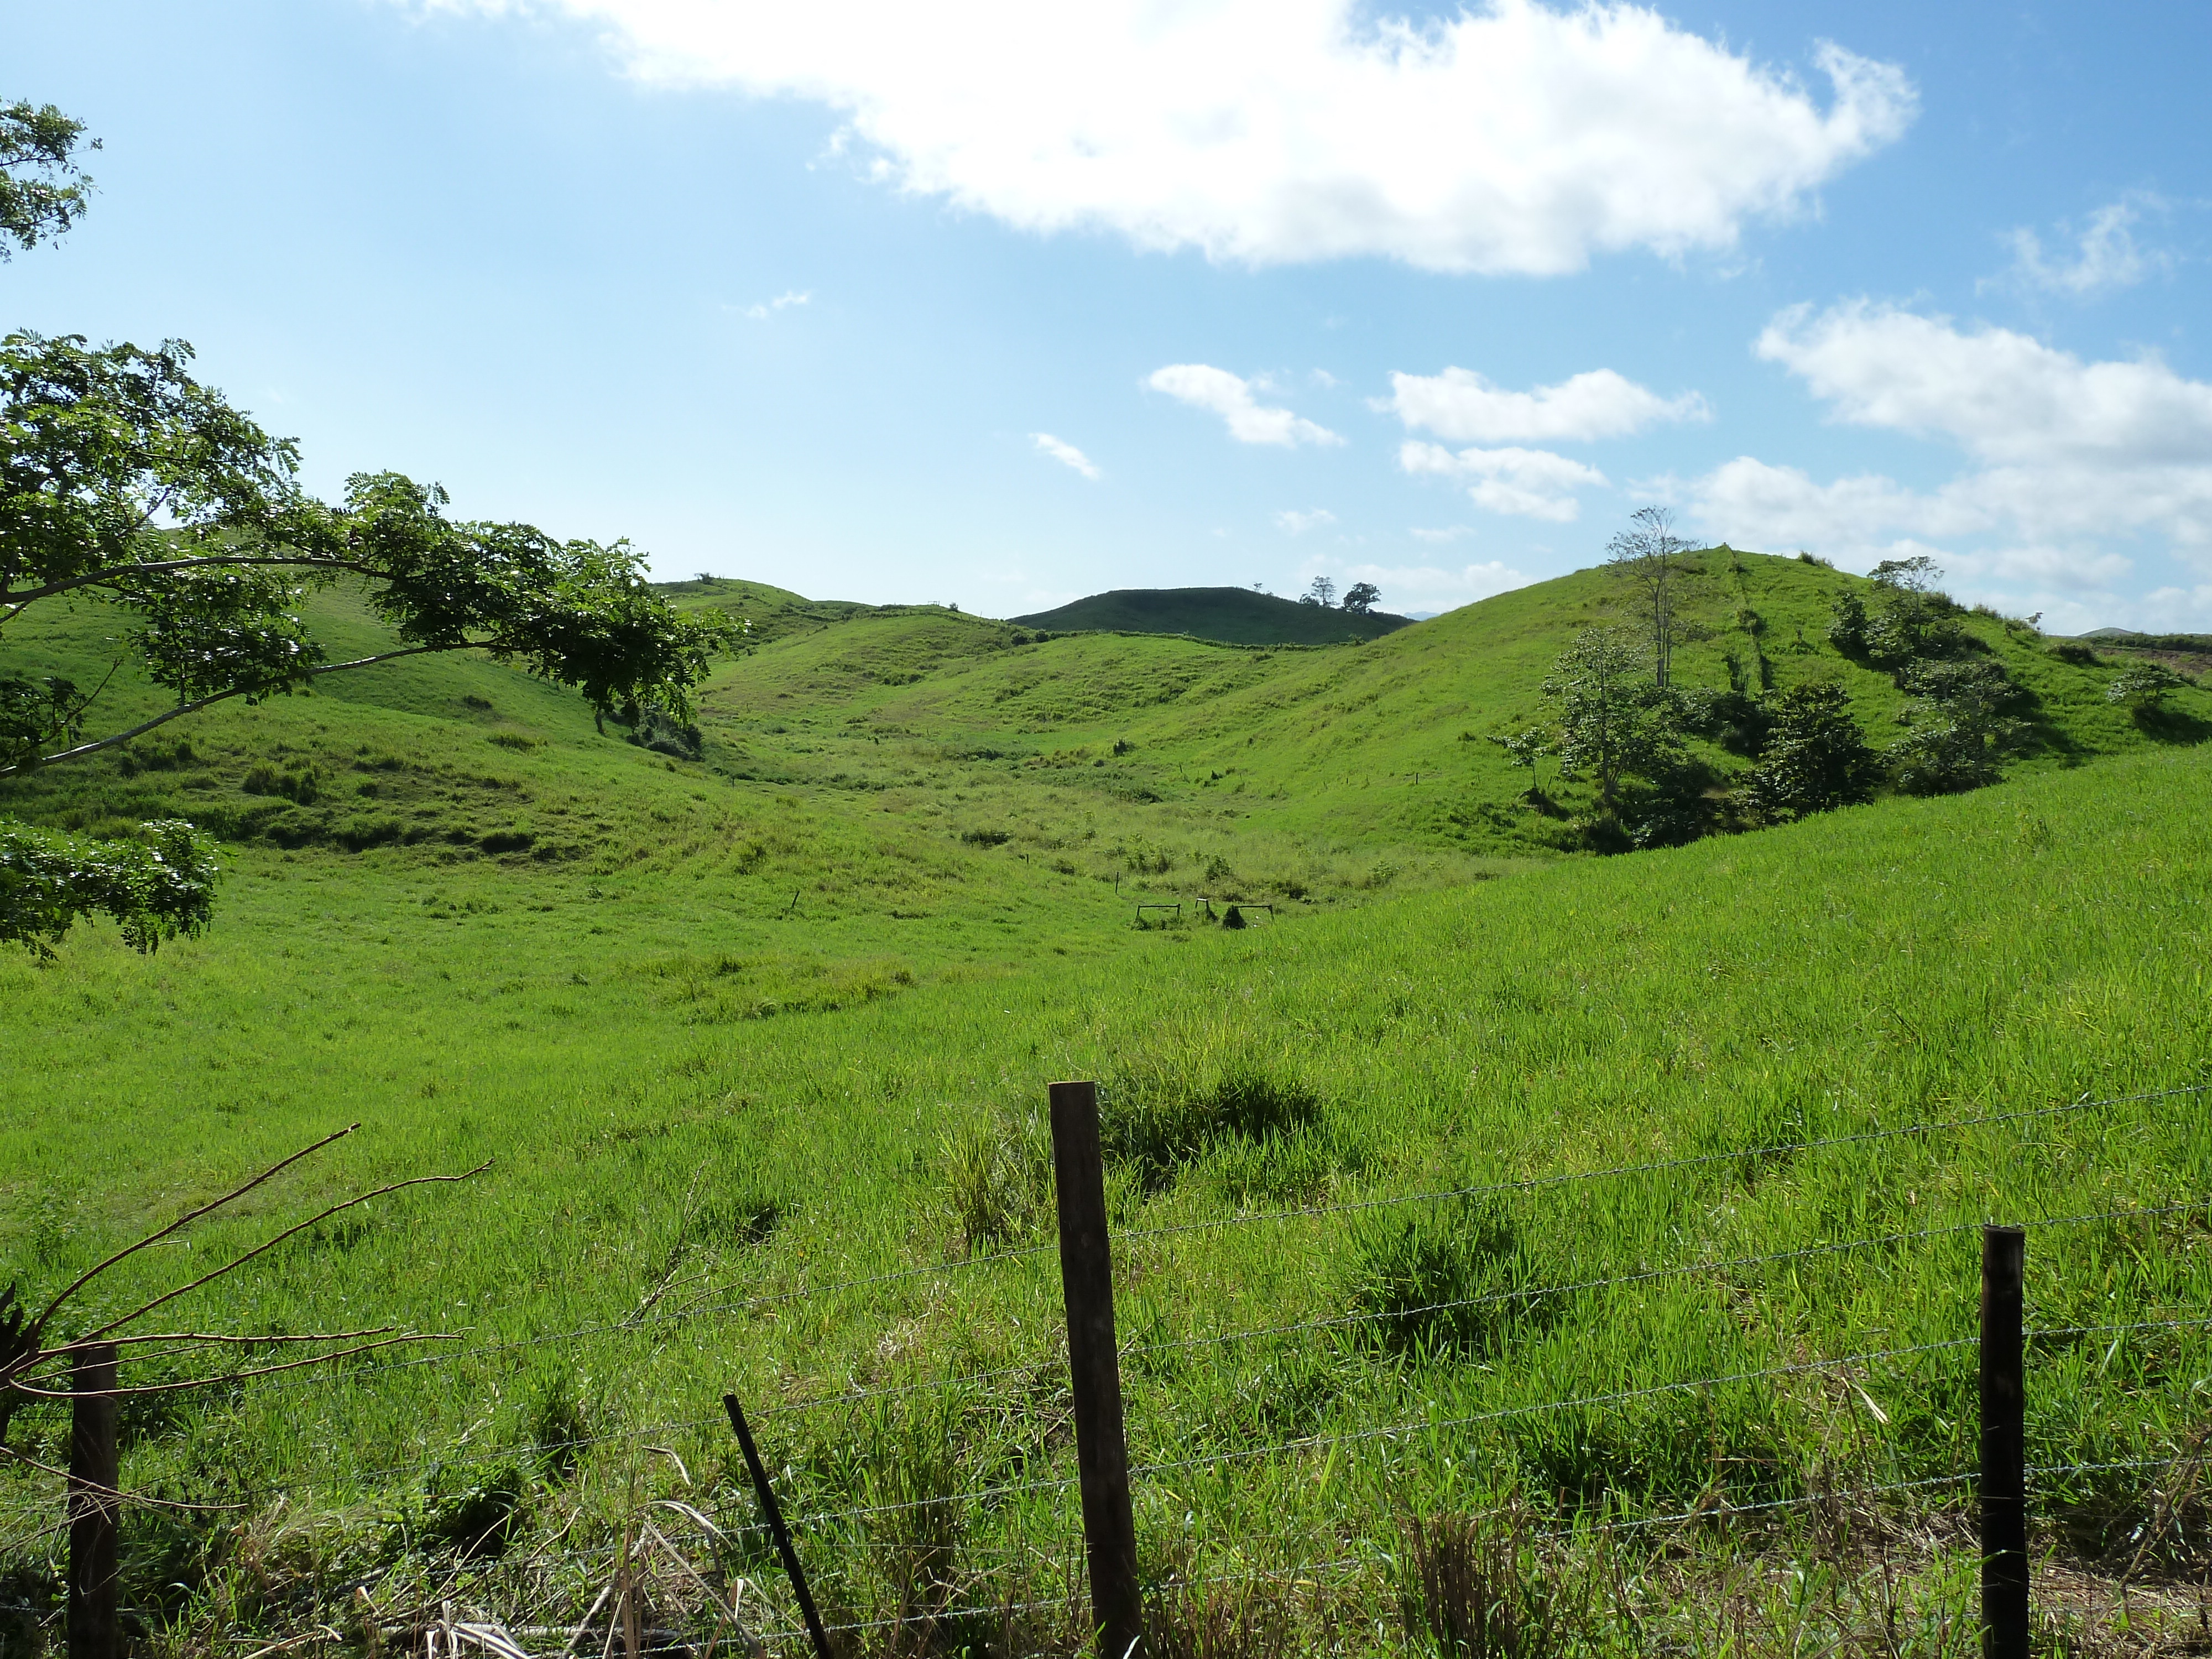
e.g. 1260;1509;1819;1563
2106;661;2190;711
1741;683;1879;821
2048;640;2102;665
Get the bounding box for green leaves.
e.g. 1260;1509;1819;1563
0;101;96;258
0;331;315;609
340;471;738;723
0;817;216;958
1741;682;1879;821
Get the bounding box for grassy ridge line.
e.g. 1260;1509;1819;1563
0;747;2204;1641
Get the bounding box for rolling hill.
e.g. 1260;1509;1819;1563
4;545;2211;1651
1009;583;1412;645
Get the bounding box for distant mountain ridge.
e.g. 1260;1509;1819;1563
1010;585;1413;646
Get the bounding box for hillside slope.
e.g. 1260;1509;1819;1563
1011;585;1411;644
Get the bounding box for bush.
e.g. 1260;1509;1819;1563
2107;661;2190;711
1741;683;1879;821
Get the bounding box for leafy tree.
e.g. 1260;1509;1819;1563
1341;581;1380;614
1741;683;1879;821
1542;627;1650;805
1887;658;2030;795
1303;575;1337;608
0;101;95;257
2106;660;2190;712
0;109;735;957
1485;725;1550;800
1606;505;1693;688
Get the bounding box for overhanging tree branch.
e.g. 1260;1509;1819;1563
2;638;513;775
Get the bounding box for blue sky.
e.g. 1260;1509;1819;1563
8;1;2210;628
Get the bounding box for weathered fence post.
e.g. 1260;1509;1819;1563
67;1342;121;1659
1048;1080;1143;1659
722;1392;833;1659
1981;1225;2028;1659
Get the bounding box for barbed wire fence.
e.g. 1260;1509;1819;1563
17;1080;2212;1658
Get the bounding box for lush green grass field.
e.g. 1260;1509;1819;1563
3;557;2210;1654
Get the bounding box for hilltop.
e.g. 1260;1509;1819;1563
1010;584;1412;645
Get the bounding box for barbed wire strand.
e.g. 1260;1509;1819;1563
1119;1084;2209;1245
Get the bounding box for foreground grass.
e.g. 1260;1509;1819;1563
2;740;2209;1653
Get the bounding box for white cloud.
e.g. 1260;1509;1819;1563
1997;194;2171;298
1682;300;2212;618
1148;364;1344;446
1410;525;1477;544
422;0;1915;275
1741;301;2212;550
1401;440;1606;521
1030;431;1101;480
1387;366;1709;441
1340;559;1535;612
1274;508;1338;534
740;288;812;319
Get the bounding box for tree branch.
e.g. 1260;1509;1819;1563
6;1331;463;1398
26;1124;358;1345
75;1159;492;1343
0;639;513;776
0;552;377;620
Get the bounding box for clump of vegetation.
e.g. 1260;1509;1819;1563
1741;682;1879;821
943;1108;1051;1253
1342;1198;1557;1357
1100;1034;1322;1186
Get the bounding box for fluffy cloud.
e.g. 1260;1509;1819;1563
1030;431;1101;479
1401;440;1606;521
1685;300;2212;619
421;0;1914;274
1997;194;2171;298
1148;364;1343;447
1274;508;1337;534
1387;366;1708;441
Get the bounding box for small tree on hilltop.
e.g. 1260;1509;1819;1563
1342;581;1380;614
1305;575;1337;608
1741;682;1879;821
1606;505;1694;689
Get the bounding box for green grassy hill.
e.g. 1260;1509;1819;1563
3;548;2211;1651
1010;584;1412;645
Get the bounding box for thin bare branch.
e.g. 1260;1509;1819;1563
74;1159;493;1342
0;1443;246;1511
26;1124;358;1345
6;1331;463;1398
42;1326;400;1353
0;551;375;615
1;640;516;775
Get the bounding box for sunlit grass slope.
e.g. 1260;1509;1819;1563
0;733;2208;1647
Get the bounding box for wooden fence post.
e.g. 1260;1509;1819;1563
1048;1081;1143;1659
722;1392;833;1659
67;1341;121;1659
1981;1225;2028;1659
